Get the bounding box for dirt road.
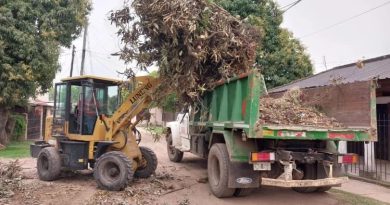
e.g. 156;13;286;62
0;129;386;205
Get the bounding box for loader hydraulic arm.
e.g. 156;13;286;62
103;76;159;141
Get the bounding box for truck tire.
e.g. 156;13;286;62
134;146;158;178
234;188;255;197
208;143;235;198
94;151;133;191
37;147;62;181
166;132;184;162
316;186;332;192
292;164;318;193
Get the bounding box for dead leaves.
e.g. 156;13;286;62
110;0;260;104
259;88;343;128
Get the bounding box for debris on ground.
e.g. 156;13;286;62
259;87;343;128
0;160;23;199
0;143;5;150
87;170;180;205
196;177;208;184
110;0;260;103
178;199;190;205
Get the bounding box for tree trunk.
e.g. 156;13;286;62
0;107;10;145
6;116;16;140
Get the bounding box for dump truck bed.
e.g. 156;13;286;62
192;70;375;141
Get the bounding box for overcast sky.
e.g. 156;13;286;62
56;0;390;82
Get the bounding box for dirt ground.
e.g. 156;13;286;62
0;129;386;205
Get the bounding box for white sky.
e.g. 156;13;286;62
276;0;390;73
56;0;390;82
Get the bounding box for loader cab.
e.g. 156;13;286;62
53;75;121;136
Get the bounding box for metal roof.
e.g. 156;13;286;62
270;54;390;93
61;75;121;84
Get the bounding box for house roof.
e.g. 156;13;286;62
270;54;390;93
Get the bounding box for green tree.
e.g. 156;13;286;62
0;0;90;145
213;0;313;88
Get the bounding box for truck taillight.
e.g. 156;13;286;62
251;152;275;162
338;154;358;164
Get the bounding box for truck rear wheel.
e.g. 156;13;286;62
166;132;184;162
37;147;61;181
135;146;158;178
316;186;332;192
208;143;235;198
234;188;255;197
94;151;133;191
292;164;318;193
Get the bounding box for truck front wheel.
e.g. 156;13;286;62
166;132;184;162
208;143;235;198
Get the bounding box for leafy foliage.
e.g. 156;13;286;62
213;0;313;88
0;0;90;108
110;0;260;103
11;115;26;141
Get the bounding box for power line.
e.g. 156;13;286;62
281;0;302;13
300;0;390;39
280;0;299;9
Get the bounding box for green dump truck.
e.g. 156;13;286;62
165;70;374;198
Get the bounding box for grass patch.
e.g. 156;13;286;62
145;126;166;142
145;126;165;135
0;141;32;158
329;189;389;205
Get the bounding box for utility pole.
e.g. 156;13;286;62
322;56;328;70
69;45;76;77
80;23;88;75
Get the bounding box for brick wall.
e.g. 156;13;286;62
269;80;375;128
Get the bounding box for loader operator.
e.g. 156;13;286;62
78;87;99;134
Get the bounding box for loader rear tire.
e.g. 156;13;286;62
208;143;235;198
135;146;158;178
37;147;61;181
166;132;183;162
94;151;133;191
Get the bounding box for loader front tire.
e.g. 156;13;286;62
94;151;133;191
37;147;61;181
135;146;158;178
208;143;235;198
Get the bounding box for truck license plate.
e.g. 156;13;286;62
253;162;271;171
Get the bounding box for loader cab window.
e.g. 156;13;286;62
68;85;82;134
63;77;120;135
82;86;98;135
81;84;119;135
93;84;119;116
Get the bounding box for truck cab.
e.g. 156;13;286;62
165;70;373;198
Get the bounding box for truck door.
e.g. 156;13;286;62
179;113;191;151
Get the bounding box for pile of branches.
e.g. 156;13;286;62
110;0;260;102
0;160;23;198
259;88;343;128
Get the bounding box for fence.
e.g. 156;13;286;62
346;112;390;183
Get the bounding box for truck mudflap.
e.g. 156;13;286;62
228;162;261;188
261;177;348;188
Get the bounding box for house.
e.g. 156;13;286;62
269;54;390;183
27;94;53;140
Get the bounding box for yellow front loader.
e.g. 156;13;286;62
30;75;159;190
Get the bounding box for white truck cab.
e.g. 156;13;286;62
165;112;191;153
